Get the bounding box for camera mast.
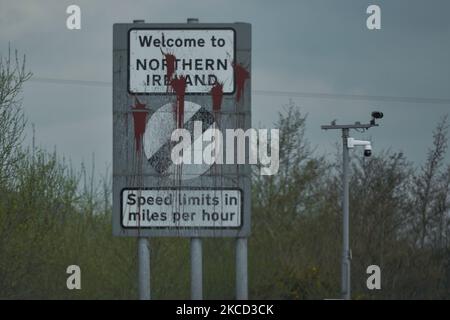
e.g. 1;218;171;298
320;112;383;300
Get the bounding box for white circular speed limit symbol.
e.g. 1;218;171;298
143;101;217;180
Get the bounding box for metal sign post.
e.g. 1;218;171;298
113;19;252;300
236;237;248;300
190;237;203;300
187;18;203;301
138;237;150;300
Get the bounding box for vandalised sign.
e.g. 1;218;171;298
113;22;251;237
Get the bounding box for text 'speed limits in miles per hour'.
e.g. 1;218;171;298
121;188;242;228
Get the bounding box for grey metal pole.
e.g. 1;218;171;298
132;18;150;301
342;128;351;300
138;237;151;300
190;237;203;300
321;114;382;299
185;16;203;302
236;237;248;300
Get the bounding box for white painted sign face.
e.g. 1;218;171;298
113;22;251;237
121;189;242;228
129;29;235;94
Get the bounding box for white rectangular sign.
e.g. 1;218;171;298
121;189;242;228
128;29;235;94
114;22;251;237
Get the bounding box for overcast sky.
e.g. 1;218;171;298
1;0;449;174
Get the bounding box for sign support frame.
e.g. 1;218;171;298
190;237;203;299
236;237;248;299
138;236;151;300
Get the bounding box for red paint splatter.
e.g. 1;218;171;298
131;97;148;154
170;75;187;128
161;48;176;88
233;62;250;103
211;82;224;113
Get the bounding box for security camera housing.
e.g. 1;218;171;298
371;111;384;119
347;138;372;156
347;138;371;148
364;144;372;157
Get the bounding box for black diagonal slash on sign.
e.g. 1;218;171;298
148;107;215;174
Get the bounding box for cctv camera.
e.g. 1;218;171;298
347;137;373;156
364;144;372;157
371;111;383;119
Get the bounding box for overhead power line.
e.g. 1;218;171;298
28;76;450;105
252;90;450;105
30;77;111;87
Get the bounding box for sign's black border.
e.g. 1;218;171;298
127;27;237;95
120;187;244;230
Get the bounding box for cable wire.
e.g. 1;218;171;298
28;76;450;105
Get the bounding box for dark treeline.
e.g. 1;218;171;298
1;50;450;299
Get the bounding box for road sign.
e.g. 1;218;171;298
121;188;242;228
113;22;251;237
129;29;235;94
